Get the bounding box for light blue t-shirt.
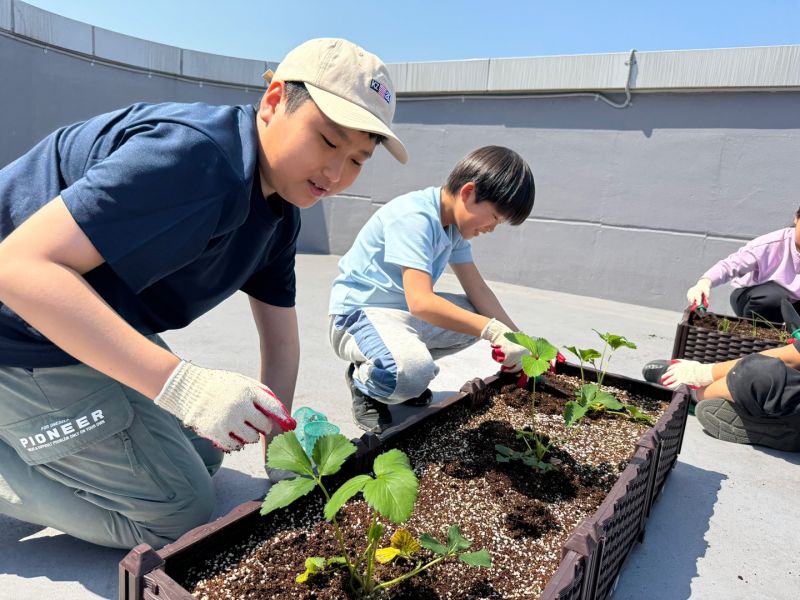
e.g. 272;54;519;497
329;186;473;315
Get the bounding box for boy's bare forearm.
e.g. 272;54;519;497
251;298;300;413
450;262;518;331
463;281;518;331
409;293;489;336
0;258;179;398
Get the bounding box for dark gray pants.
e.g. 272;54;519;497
0;335;223;549
730;281;800;324
727;353;800;426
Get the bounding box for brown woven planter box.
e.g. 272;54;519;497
119;364;690;600
671;307;785;363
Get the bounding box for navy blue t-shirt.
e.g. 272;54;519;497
0;102;300;368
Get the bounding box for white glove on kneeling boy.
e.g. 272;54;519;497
660;359;714;390
480;318;528;373
155;361;296;452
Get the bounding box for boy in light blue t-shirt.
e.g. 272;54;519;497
328;146;535;432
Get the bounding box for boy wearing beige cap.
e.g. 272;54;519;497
0;38;405;549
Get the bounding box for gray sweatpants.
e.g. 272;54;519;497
0;335;223;550
329;293;480;403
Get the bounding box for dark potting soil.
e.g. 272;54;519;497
692;313;789;344
187;373;667;599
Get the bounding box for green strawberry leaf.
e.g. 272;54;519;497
324;474;370;521
504;331;538;353
419;533;448;555
362;449;419;524
260;477;316;516
593;389;624;410
266;431;314;477
446;524;472;552
594;330;637;350
626;405;655;424
564;400;589;428
459;549;492;568
521;354;550;378
312;434;357;477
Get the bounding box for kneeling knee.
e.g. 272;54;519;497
392;360;436;402
730;353;784;387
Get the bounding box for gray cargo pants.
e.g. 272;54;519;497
0;335;223;550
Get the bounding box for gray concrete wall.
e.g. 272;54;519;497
0;32;264;169
320;91;800;311
2;0;799;312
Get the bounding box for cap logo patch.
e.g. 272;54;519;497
369;79;392;104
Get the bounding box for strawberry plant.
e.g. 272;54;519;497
495;333;560;472
261;431;491;597
564;330;653;427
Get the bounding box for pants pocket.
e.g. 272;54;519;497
117;420;182;501
0;383;134;465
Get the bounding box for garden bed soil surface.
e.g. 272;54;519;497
186;372;667;600
692;313;788;344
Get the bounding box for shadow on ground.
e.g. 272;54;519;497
0;516;125;597
0;465;267;599
612;461;725;599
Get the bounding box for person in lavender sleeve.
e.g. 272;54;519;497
685;205;800;323
639;207;800;451
643;207;800;385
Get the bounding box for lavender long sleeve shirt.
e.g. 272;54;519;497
702;227;800;299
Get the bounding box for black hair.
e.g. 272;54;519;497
444;146;535;226
796;205;800;219
283;81;313;114
283;81;385;144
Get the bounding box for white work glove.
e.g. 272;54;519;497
155;361;296;452
660;359;714;390
686;278;711;312
480;318;528;373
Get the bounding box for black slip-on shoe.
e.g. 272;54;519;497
346;364;392;433
642;359;671;384
695;399;800;452
402;388;433;407
643;359;699;414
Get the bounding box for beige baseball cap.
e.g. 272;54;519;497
264;38;407;164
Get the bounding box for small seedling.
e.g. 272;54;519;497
717;317;733;335
261;431;491;596
748;311;791;342
496;431;555;472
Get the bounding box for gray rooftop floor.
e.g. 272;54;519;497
1;253;797;599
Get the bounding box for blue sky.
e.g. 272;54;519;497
24;0;800;63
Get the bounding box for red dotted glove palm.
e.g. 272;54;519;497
481;319;527;373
